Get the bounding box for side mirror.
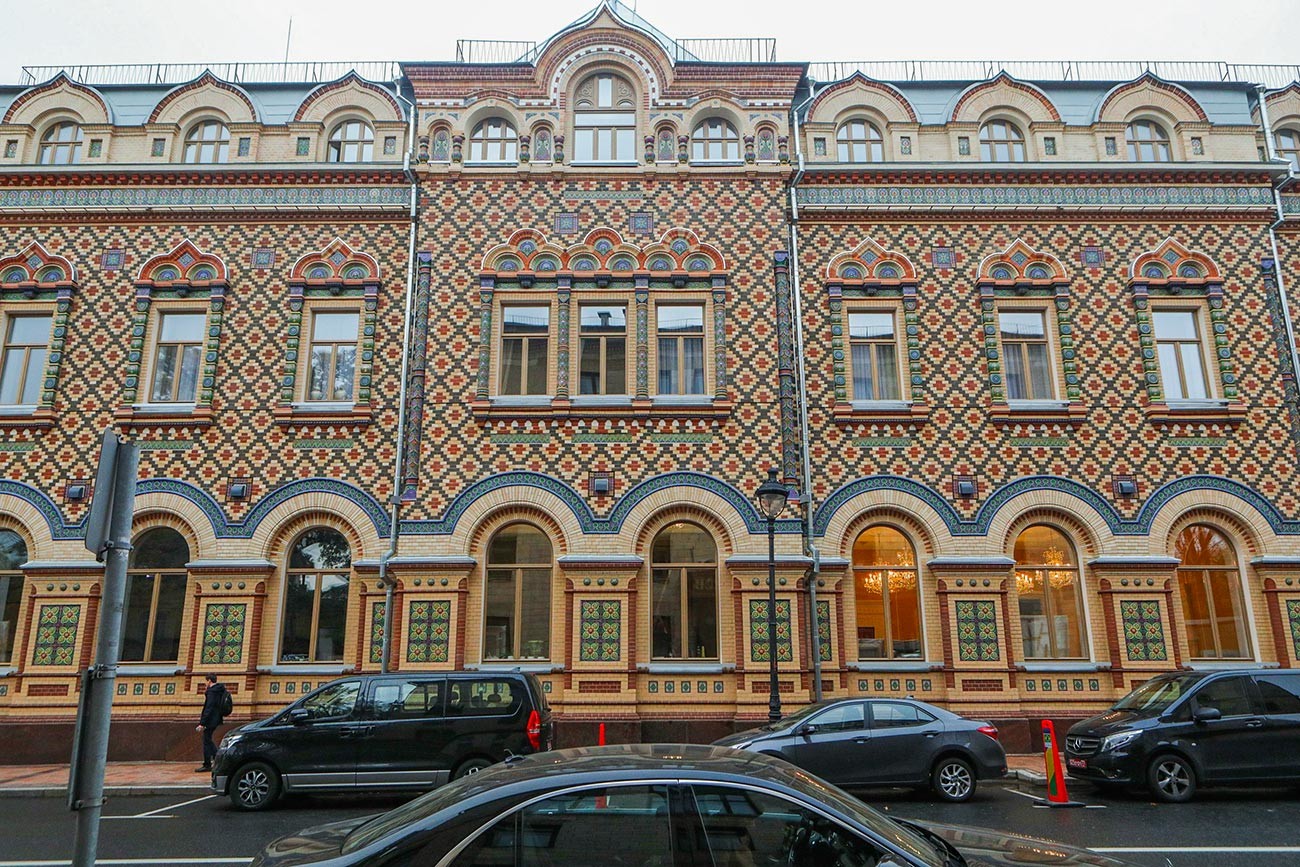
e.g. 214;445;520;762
289;708;312;725
797;723;818;736
1193;707;1221;724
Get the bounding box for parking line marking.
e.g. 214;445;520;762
1094;847;1300;854
0;860;252;866
102;815;176;820
132;793;215;817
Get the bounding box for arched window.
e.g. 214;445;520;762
0;529;27;665
851;526;922;660
468;118;517;164
1276;128;1300;171
281;527;351;663
328;120;374;163
484;524;552;660
122;527;190;663
1175;525;1251;660
183;120;230;164
38;121;83;165
980;120;1026;162
836;120;883;163
691;117;739;163
1014;525;1086;659
573;73;636;163
1127;120;1172;162
650;523;718;659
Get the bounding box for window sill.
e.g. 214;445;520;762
846;661;935;672
257;664;355;675
1144;399;1245;426
0;406;53;429
639;662;727;674
0;667;15;678
468;662;558;674
833;401;930;424
473;396;731;420
117;664;185;676
1018;662;1109;673
273;403;372;427
990;401;1086;427
114;403;211;430
568;162;641;168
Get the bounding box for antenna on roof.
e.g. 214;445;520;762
283;18;293;66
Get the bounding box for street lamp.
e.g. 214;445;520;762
755;467;789;722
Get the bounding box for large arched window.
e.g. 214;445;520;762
1175;525;1251;660
650;523;717;659
484;524;552;660
1014;525;1086;659
281;527;351;663
122;527;190;663
691;117;740;163
1276;128;1300;171
573;72;636;163
38;121;83;165
836;120;884;163
468;118;517;164
851;526;922;660
183;120;230;164
980;120;1026;162
1127;120;1172;162
328;119;374;163
0;529;27;665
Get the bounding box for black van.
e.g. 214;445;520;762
212;671;554;810
1065;668;1300;802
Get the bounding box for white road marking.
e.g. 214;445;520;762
1094;847;1300;854
1004;785;1105;808
101;814;176;820
0;860;252;866
124;793;216;818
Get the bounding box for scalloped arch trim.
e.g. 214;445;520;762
290;237;381;282
977;238;1067;283
806;72;918;124
825;236;917;282
0;241;77;285
1;73;111;125
482;226;725;274
1129;237;1220;281
136;239;228;283
147;71;258;124
950;72;1061;123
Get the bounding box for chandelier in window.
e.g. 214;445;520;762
858;568;918;595
1015;546;1075;593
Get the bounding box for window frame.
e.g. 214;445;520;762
651;300;710;398
482;524;553;662
1150;305;1215;403
0;309;54;409
690;116;741;164
327;118;376;163
846;305;902;403
835;119;884;163
1275;128;1300;171
979;119;1027;162
144;307;207;406
996;306;1058;402
649;522;719;661
300;305;362;404
1127;119;1173;163
121;568;188;663
0;529;28;666
1174;524;1254;661
572;73;638;165
467;117;518;164
850;525;924;661
38;120;83;165
496;301;552;398
576;302;629;397
182;119;230;164
1013;524;1089;661
279;528;352;664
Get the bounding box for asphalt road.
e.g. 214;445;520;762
0;781;1297;866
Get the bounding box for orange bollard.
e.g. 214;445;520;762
1037;719;1083;808
598;722;606;746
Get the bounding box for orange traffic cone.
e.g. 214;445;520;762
1037;719;1084;808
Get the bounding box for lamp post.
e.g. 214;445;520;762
755;468;789;723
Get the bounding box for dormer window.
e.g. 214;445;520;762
183;120;230;164
468;118;517;164
1276;128;1300;171
979;120;1026;162
573;73;636;164
836;120;883;163
38;122;82;165
691;118;740;163
1127;120;1172;162
328;120;374;163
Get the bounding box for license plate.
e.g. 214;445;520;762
1067;758;1087;770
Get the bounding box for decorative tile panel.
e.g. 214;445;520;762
32;604;79;666
0;186;407;211
816;599;832;662
369;601;385;665
795;185;1276;210
200;603;246;665
1288;599;1300;661
406;600;451;663
955;600;999;662
580;599;621;662
750;598;792;663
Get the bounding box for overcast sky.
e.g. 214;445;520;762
5;0;1297;83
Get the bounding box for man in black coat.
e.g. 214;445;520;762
196;673;230;772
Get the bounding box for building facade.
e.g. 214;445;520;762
1;3;1300;759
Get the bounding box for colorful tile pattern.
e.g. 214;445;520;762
1120;599;1167;661
750;598;792;663
369;601;385;665
405;600;451;663
955;600;999;662
32;604;79;666
1288;599;1300;661
816;599;832;662
200;603;246;665
580;599;621;662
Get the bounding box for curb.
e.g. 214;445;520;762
1003;768;1047;786
0;784;211;798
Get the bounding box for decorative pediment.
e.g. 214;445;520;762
1129;238;1220;285
1;72;111;126
289;239;381;285
977;239;1067;286
0;242;77;287
824;237;917;285
481;227;725;278
806;72;917;125
135;240;227;285
950;72;1060;124
294;71;404;124
1096;73;1207;124
148;71;258;125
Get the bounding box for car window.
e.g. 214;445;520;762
691;784;891;867
447;679;523;717
373;679;445;720
869;702;933;729
449;785;672;867
1255;675;1300;715
294;680;360;722
810;702;865;732
1192;676;1256;717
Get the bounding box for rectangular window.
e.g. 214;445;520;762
999;310;1054;400
651;567;718;659
1153;310;1210;401
0;314;51;406
484;569;551;660
1104;136;1118;156
847;311;900;401
1043;136;1057;156
304;310;359;402
0;571;21;664
574;113;636;163
500;306;550;396
578;305;627;395
656;305;705;396
120;571;187;663
149;312;205;403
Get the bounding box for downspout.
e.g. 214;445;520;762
789;84;822;699
378;80;420;673
1256;85;1300;458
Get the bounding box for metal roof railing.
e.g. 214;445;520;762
20;61;402;86
807;60;1300;87
453;36;776;65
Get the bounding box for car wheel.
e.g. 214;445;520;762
229;761;280;811
453;757;495;779
1148;754;1196;803
932;757;976;802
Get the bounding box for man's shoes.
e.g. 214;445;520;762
195;766;212;773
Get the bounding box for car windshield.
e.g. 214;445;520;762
345;772;496;852
1113;673;1205;712
755;701;837;731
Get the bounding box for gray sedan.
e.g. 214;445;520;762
713;697;1007;802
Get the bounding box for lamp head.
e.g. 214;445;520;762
755;468;788;520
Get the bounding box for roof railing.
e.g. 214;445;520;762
806;60;1300;88
453;37;776;65
20;61;402;86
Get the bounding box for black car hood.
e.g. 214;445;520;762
252;816;374;867
1069;709;1158;737
922;822;1134;866
712;725;782;746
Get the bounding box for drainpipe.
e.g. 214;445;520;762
1256;85;1300;458
788;84;822;699
377;80;420;673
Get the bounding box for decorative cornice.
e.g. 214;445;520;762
796;183;1276;210
0;185;410;212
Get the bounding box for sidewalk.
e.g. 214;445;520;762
0;753;1050;797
